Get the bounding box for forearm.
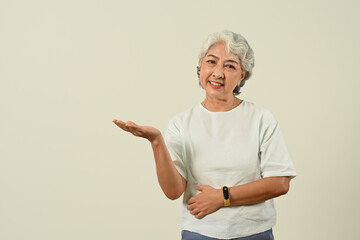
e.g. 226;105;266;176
228;176;290;206
186;177;290;219
151;135;186;200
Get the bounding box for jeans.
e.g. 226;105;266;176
181;229;274;240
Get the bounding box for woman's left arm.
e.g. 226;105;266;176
228;176;289;205
187;176;290;219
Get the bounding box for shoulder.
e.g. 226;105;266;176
242;100;277;124
166;105;198;132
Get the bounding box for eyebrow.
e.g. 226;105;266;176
207;54;239;65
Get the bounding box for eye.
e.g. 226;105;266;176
225;64;236;69
207;60;216;64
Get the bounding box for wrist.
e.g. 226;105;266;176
221;186;231;207
150;134;163;146
217;189;224;208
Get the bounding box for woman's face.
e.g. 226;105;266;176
199;41;245;100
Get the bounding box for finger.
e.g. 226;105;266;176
113;120;128;130
194;208;208;219
126;122;143;133
187;204;195;211
195;212;206;219
125;121;138;128
113;119;125;126
187;197;195;205
196;185;204;191
190;208;200;216
114;120;142;136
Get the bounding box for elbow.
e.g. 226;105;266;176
167;195;180;200
163;186;184;200
278;177;290;196
165;191;182;200
162;177;186;200
280;184;289;196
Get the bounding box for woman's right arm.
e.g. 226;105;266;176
150;136;186;200
113;119;186;200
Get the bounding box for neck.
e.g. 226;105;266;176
202;95;242;112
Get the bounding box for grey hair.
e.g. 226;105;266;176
197;30;255;95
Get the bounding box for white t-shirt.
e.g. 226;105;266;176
165;100;296;239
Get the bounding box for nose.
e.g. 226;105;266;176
212;65;224;79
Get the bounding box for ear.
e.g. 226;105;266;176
240;71;247;81
236;72;247;87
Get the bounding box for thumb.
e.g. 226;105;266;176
196;185;205;191
125;121;138;128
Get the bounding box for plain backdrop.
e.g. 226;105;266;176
1;0;359;239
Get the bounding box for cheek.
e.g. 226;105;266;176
199;69;209;82
198;71;207;87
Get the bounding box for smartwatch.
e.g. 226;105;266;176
222;186;230;206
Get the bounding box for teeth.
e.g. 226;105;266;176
210;81;222;86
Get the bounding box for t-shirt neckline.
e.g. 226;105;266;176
198;100;245;114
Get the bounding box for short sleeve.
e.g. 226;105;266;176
164;116;187;180
259;112;296;179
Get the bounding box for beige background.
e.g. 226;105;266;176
1;0;359;239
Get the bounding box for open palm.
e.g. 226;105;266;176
113;119;161;143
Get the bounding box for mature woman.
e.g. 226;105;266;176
113;30;296;240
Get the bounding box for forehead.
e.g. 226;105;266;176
205;42;239;62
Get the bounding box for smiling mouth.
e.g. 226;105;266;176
209;81;224;87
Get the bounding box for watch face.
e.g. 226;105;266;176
223;186;229;199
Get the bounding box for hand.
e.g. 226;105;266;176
113;119;161;143
186;185;224;219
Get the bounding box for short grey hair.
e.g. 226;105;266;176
197;30;255;95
